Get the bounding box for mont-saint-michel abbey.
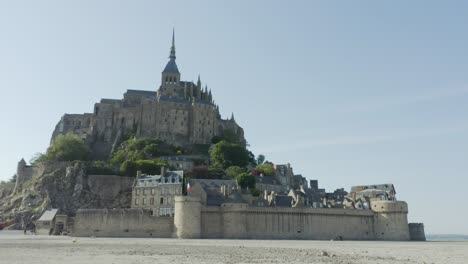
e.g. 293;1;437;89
52;30;245;160
0;31;425;242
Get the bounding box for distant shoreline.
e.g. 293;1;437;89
426;234;468;241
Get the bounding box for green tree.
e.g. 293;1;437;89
236;173;256;189
143;143;160;157
134;159;169;175
135;160;159;175
47;133;89;161
256;154;266;165
88;161;116;175
255;163;275;176
225;166;245;179
120;160;138;177
29;152;48;165
210;141;249;169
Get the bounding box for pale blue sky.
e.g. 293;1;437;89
1;1;467;234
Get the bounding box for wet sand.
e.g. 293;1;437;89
1;231;466;264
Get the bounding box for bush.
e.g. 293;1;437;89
135;160;160;175
225;166;245;179
236;173;256;190
88;161;116;175
47;133;89;161
137;159;170;175
110;137;185;166
208;167;225;179
120;160;137;177
29;152;47;165
255;163;275;176
211;141;249;169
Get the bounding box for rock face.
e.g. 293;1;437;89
0;182;14;200
0;162;133;228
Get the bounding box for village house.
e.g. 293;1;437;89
131;167;183;216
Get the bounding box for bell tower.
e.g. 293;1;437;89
159;29;180;98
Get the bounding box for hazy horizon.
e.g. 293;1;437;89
1;1;467;235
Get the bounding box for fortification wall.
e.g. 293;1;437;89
73;209;173;237
409;223;426;241
198;203;376;240
372;201;410;241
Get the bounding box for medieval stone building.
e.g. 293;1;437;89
51;30;245;159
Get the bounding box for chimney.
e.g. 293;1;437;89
136;170;142;178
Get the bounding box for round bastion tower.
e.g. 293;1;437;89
174;196;202;238
372;200;410;241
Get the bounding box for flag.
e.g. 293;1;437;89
187;182;192;193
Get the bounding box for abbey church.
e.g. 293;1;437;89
51;30;245;158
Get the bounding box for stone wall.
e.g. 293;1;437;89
197;204;375;240
175;196;412;241
371;200;410;241
71;198;413;240
73;209;173;237
409;223;426;241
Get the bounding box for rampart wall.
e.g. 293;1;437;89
175;198;412;241
198;204;375;240
73;209;173;237
71;198;412;241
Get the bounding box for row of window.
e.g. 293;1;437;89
165;76;178;84
135;187;182;196
135;196;173;206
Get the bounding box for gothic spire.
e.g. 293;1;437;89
169;28;176;60
162;29;179;74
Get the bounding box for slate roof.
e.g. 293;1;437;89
191;179;238;189
275;195;293;207
38;209;59;222
137;170;183;187
207;196;225;206
255;176;280;185
163;59;180;74
125;89;157;97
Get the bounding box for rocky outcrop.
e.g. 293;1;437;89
0;182;14;200
0;162;133;229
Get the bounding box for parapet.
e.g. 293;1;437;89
174;195;202;203
221;203;249;212
371;200;408;213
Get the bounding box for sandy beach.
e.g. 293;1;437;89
0;231;466;264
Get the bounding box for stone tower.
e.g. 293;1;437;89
174;196;202;238
372;200;410;241
159;29;181;98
